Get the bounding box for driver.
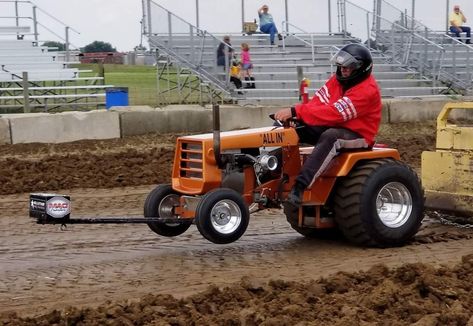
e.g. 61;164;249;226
274;43;382;213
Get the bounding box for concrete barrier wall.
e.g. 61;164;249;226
6;110;120;144
117;105;279;137
386;98;454;122
0;98;472;144
384;98;473;122
0;118;10;144
117;106;212;136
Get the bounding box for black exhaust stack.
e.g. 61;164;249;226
212;103;225;168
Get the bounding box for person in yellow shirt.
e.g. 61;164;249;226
449;5;471;44
230;61;243;93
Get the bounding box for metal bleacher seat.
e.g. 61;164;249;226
0;25;109;111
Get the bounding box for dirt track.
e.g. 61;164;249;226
1;121;473;325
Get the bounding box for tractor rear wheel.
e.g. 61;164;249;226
144;184;192;237
334;159;424;247
195;188;250;244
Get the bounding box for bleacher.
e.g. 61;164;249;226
151;31;447;105
228;34;446;104
0;18;110;112
146;0;453;106
372;0;473;94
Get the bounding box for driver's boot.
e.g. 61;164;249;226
283;182;305;215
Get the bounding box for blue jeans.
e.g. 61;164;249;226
260;23;278;44
450;26;471;43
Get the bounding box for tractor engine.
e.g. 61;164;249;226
221;146;283;194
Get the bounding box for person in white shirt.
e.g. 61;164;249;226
258;5;283;45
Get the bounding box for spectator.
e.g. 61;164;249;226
449;5;471;44
230;60;243;93
240;43;255;89
258;5;283;45
217;35;234;69
273;44;381;213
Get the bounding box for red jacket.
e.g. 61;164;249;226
294;75;382;145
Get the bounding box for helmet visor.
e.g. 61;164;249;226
331;50;362;69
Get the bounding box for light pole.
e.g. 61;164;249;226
196;0;200;28
241;0;245;33
446;0;450;31
284;0;288;32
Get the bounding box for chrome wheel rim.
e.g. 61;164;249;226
376;182;412;228
158;194;179;225
210;200;242;234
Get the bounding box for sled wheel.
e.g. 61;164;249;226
144;184;192;237
195;188;250;244
334;159;424;247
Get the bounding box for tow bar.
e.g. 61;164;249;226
29;193;187;225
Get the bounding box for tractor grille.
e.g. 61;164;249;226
179;141;203;179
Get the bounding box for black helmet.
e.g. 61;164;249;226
331;43;373;89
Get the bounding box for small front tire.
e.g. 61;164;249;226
144;184;192;237
195;188;250;244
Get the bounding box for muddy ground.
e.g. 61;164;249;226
0;122;434;195
1;121;473;325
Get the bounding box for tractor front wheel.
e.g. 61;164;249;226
334;159;424;247
195;188;250;244
144;184;192;237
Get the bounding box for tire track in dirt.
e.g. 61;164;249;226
1;188;473;317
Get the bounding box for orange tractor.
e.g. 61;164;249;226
30;104;424;246
142;104;424;246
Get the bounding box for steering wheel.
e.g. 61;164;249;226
269;114;300;128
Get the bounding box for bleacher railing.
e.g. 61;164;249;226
374;16;445;87
338;0;473;91
373;0;429;34
434;34;473;89
280;21;316;64
145;0;233;99
372;0;473;91
338;0;372;48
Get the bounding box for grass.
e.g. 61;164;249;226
74;64;159;106
73;64;209;107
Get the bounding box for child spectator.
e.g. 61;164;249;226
230;61;243;94
240;43;255;89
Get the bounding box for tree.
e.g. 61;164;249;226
42;41;66;51
82;41;116;53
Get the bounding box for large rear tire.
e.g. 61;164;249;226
334;159;424;247
144;184;192;237
195;188;250;244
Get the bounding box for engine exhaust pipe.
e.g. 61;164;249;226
212;103;225;168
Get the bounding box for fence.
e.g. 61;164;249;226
338;0;473;92
145;0;237;105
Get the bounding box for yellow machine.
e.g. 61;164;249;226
422;102;473;214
